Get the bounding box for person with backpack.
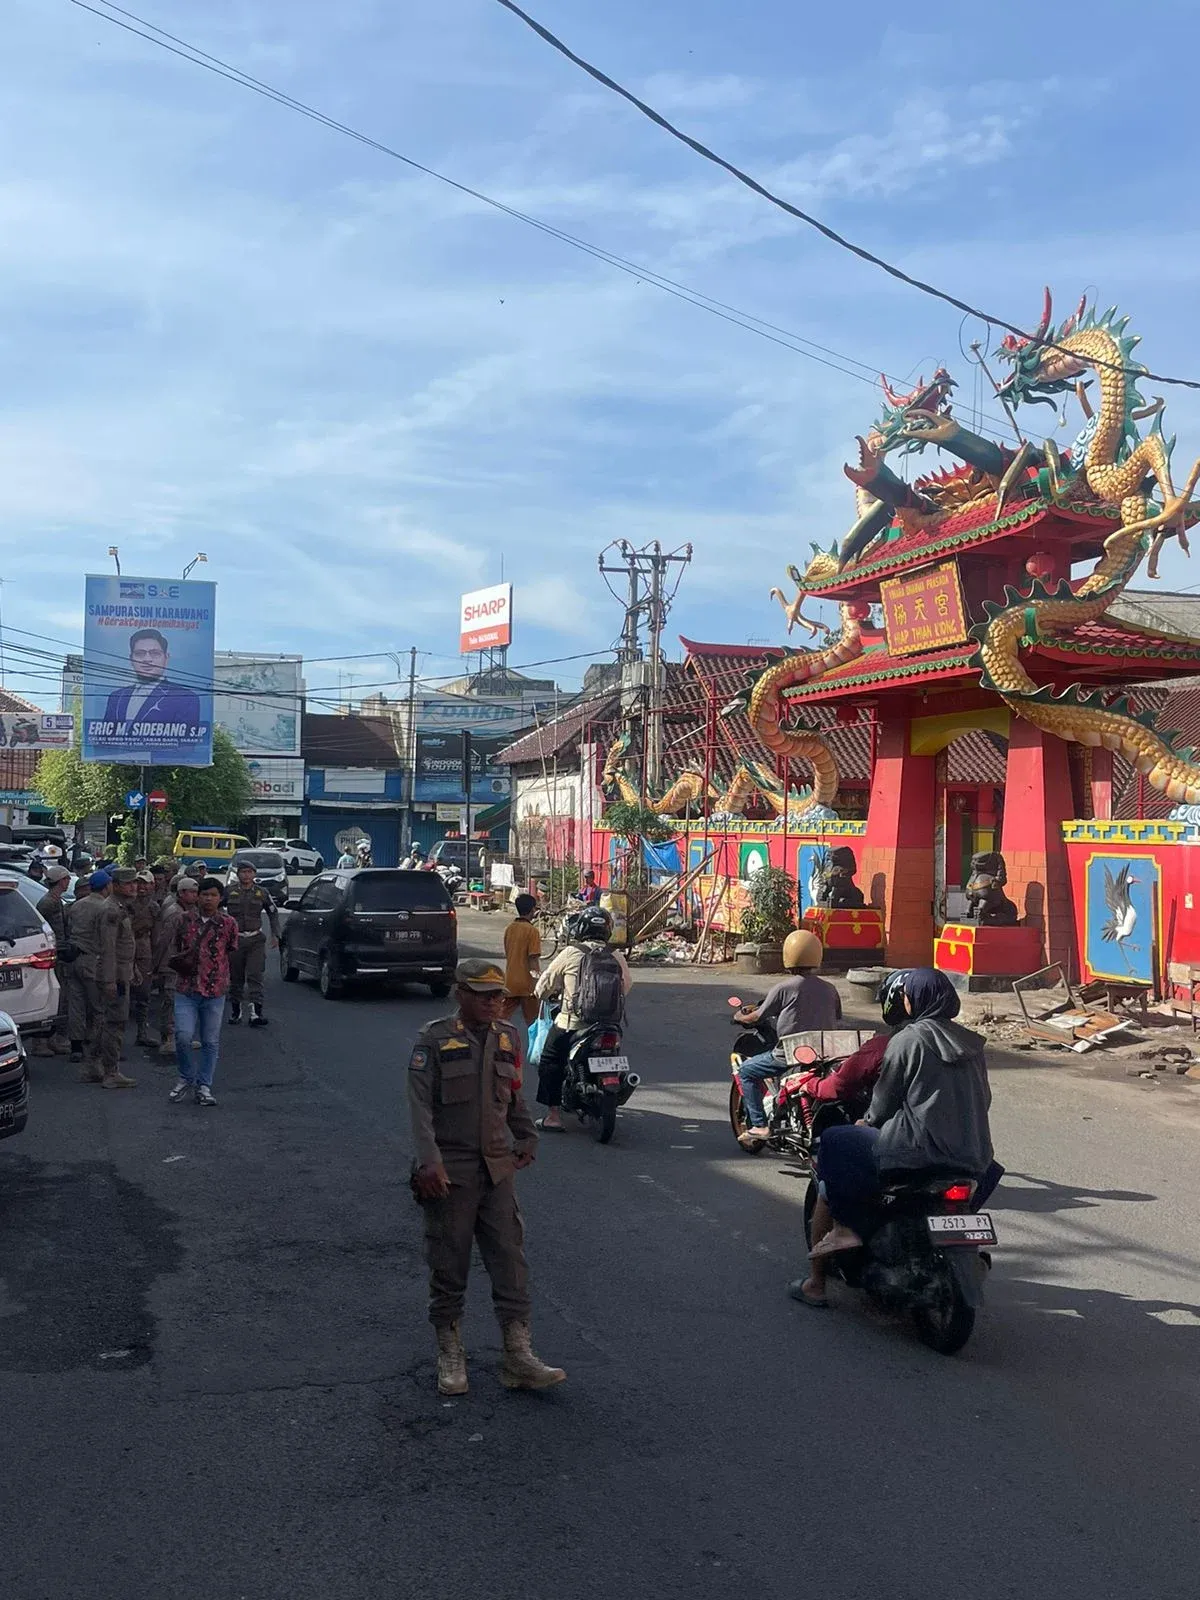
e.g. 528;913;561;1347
532;906;631;1131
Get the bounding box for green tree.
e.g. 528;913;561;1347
740;865;796;945
36;724;253;860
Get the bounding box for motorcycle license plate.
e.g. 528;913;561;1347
927;1213;996;1246
588;1056;628;1075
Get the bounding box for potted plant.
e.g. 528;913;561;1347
737;865;796;975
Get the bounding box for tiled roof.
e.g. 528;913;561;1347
1114;686;1200;818
301;713;400;766
494;694;620;766
0;690;44;715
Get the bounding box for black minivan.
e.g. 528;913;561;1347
280;869;458;999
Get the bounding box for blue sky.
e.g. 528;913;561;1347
5;0;1200;708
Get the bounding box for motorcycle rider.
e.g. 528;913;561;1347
733;930;841;1149
792;967;992;1308
533;906;631;1132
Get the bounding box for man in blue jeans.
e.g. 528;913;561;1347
734;930;841;1149
170;877;240;1107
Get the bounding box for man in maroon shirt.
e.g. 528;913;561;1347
170;877;240;1108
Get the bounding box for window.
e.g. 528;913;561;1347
0;889;45;942
352;874;451;913
231;852;286;871
301;878;342;912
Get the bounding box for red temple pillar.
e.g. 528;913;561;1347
1089;746;1114;820
859;718;936;967
1000;719;1076;970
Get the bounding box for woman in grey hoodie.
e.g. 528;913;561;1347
799;969;993;1296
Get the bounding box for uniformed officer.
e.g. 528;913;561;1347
95;867;138;1089
34;865;73;1057
66;870;110;1074
129;870;160;1048
409;958;566;1396
224;860;282;1026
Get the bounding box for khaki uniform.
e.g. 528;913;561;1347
224;883;281;1006
128;896;159;1035
150;899;187;1041
36;890;70;1040
408;1016;538;1329
95;897;135;1074
65;894;106;1054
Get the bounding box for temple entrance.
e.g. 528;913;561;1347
930;731;1007;924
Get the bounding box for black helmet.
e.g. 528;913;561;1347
876;969;909;1028
567;907;612;944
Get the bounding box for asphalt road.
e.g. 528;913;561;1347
5;911;1200;1599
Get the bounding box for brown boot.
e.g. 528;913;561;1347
31;1038;53;1058
101;1070;136;1089
499;1322;566;1391
158;1033;176;1058
78;1062;104;1084
435;1323;468;1396
135;1030;156;1049
50;1035;72;1056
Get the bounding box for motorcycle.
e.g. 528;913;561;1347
803;1155;1002;1356
727;996;875;1166
435;863;464;894
561;1022;640;1144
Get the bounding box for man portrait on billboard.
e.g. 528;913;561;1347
103;629;201;731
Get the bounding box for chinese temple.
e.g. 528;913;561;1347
741;289;1200;976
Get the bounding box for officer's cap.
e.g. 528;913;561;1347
136;870;155;884
110;867;137;885
455;958;507;993
89;870;111;889
44;865;70;885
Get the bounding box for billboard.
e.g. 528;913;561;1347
213;653;302;755
244;756;304;810
82;574;215;767
0;713;73;751
414;731;512;803
459;583;513;654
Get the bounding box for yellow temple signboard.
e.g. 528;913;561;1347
880;560;968;656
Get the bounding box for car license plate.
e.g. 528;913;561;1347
0;969;23;991
0;1102;14;1127
589;1056;628;1075
927;1213;996;1246
386;931;419;943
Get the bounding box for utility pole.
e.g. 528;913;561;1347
405;646;418;851
598;539;692;794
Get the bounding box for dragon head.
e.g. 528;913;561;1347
996;287;1090;407
866;366;957;457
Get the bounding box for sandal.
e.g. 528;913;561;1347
536;1117;565;1132
787;1278;828;1308
809;1226;863;1260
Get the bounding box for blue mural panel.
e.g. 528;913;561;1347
1084;853;1158;984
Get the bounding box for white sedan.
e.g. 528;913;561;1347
261;838;324;875
0;877;61;1039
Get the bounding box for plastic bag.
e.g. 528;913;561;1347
526;1004;554;1066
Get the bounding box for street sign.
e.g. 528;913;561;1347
125;790;146;811
147;790;168;810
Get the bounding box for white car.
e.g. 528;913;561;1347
0;877;61;1039
261;837;324;875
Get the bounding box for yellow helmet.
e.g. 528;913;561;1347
782;929;824;970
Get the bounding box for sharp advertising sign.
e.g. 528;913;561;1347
459;583;513;654
81;574;216;767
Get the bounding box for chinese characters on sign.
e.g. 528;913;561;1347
879;560;968;657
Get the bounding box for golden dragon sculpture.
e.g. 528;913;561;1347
600;731;711;815
979;290;1200;801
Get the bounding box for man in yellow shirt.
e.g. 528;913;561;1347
503;893;542;1026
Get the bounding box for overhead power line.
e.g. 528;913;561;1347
493;0;1200;394
62;0;1016;441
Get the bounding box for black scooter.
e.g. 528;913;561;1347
803;1157;1002;1355
560;1023;640;1144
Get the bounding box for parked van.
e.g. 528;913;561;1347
173;828;253;871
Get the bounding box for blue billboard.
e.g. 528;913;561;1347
82;574;216;767
414;731;511;803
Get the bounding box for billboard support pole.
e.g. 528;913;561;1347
462;730;474;875
403;645;417;851
140;766;149;859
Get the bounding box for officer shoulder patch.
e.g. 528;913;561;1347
409;1047;429;1071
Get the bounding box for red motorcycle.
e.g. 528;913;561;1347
727;996;877;1166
